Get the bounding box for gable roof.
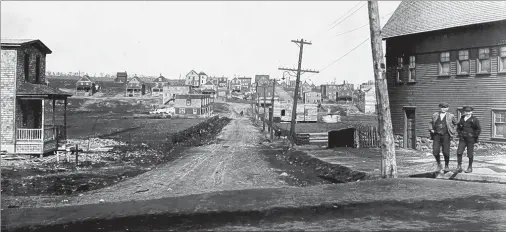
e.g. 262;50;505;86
77;75;94;83
186;70;198;76
198;71;207;76
154;75;167;83
1;39;52;54
127;76;143;84
204;81;214;85
382;1;506;39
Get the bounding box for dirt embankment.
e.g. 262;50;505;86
1;116;232;199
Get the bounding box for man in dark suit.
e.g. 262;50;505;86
456;106;481;173
429;102;458;173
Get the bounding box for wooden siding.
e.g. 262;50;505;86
385;21;506;143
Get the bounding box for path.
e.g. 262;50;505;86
67;102;289;205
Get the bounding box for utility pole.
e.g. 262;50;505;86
263;84;267;131
270;79;276;139
368;0;397;178
279;38;319;145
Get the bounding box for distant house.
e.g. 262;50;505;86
115;72;128;83
198;72;208;86
1;39;72;156
201;81;216;91
167;79;186;86
75;75;98;96
151;74;168;97
162;85;191;104
303;91;321;104
256;86;279;107
185;70;200;88
125;76;146;97
321;84;339;101
336;89;354;104
298;81;312;99
201;81;216;98
238;77;252;92
382;1;506;148
174;94;213;116
255;75;270;87
229;77;241;92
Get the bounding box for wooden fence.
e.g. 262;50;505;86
355;125;380;148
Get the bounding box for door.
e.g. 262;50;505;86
404;108;416;149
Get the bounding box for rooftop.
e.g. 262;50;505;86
1;39;52;54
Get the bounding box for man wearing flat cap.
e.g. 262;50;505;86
456;106;481;173
429;102;458;172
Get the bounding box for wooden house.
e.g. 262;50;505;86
125;76;146;97
115;72;128;83
255;75;270;87
383;1;506;148
256;86;279;107
185;70;200;88
1;39;72;156
238;77;252;92
174;94;213;116
75;75;98;96
303;91;322;104
229;77;241;92
151;74;168;97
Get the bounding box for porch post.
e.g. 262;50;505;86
64;98;68;141
41;99;45;158
52;98;56;126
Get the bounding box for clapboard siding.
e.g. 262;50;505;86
386;20;506;143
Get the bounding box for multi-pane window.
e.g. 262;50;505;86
478;48;491;73
499;46;506;72
408;56;416;81
24;53;30;82
457;50;470;74
439;52;450;75
180;108;185;114
396;56;403;81
193;109;198;114
493;110;506;138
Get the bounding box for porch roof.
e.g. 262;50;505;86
17;82;72;98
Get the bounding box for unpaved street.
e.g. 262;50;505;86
69;102;292;205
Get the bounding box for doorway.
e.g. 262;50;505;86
328;128;355;148
404;107;416;149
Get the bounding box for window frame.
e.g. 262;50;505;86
193;108;198;114
492;109;506;139
439;52;451;76
457;50;470;75
396;56;404;82
186;99;191;106
499;46;506;73
477;48;491;74
408;55;416;81
180;108;185;114
24;53;30;82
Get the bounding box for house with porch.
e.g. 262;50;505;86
229;77;241;92
151;74;168;97
1;39;72;156
75;75;98;96
382;1;506;149
125;76;146;97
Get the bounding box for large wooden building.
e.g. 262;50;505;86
151;74;167;97
75;75;98;96
383;1;506;148
125;76;146;97
174;94;213;116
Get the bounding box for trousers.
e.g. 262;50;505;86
457;136;475;159
433;133;451;165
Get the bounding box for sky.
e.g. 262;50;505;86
1;1;401;86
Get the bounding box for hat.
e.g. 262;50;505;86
439;102;449;108
463;106;474;111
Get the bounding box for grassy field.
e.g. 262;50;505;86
274;115;378;133
48;78;133;97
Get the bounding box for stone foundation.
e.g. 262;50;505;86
394;134;506;152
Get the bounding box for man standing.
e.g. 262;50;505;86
429;102;458;172
456;106;481;173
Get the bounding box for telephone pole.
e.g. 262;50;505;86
279;38;319;145
368;0;397;178
263;84;267;131
270;79;276;139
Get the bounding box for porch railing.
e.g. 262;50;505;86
16;129;43;141
16;125;61;142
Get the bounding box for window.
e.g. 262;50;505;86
180;108;185;114
35;56;41;84
457;50;470;74
186;99;191;106
408;55;416;81
193;109;198;114
24;53;30;82
499;46;506;72
492;110;506;139
456;107;464;119
396;56;403;82
478;48;491;73
439;52;450;75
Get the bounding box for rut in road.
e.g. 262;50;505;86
72;103;289;205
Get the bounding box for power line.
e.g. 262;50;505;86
328;1;363;27
329;2;367;30
335;11;394;37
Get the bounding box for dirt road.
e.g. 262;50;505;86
68;102;291;205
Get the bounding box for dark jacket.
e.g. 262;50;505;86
429;112;458;138
457;115;481;142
